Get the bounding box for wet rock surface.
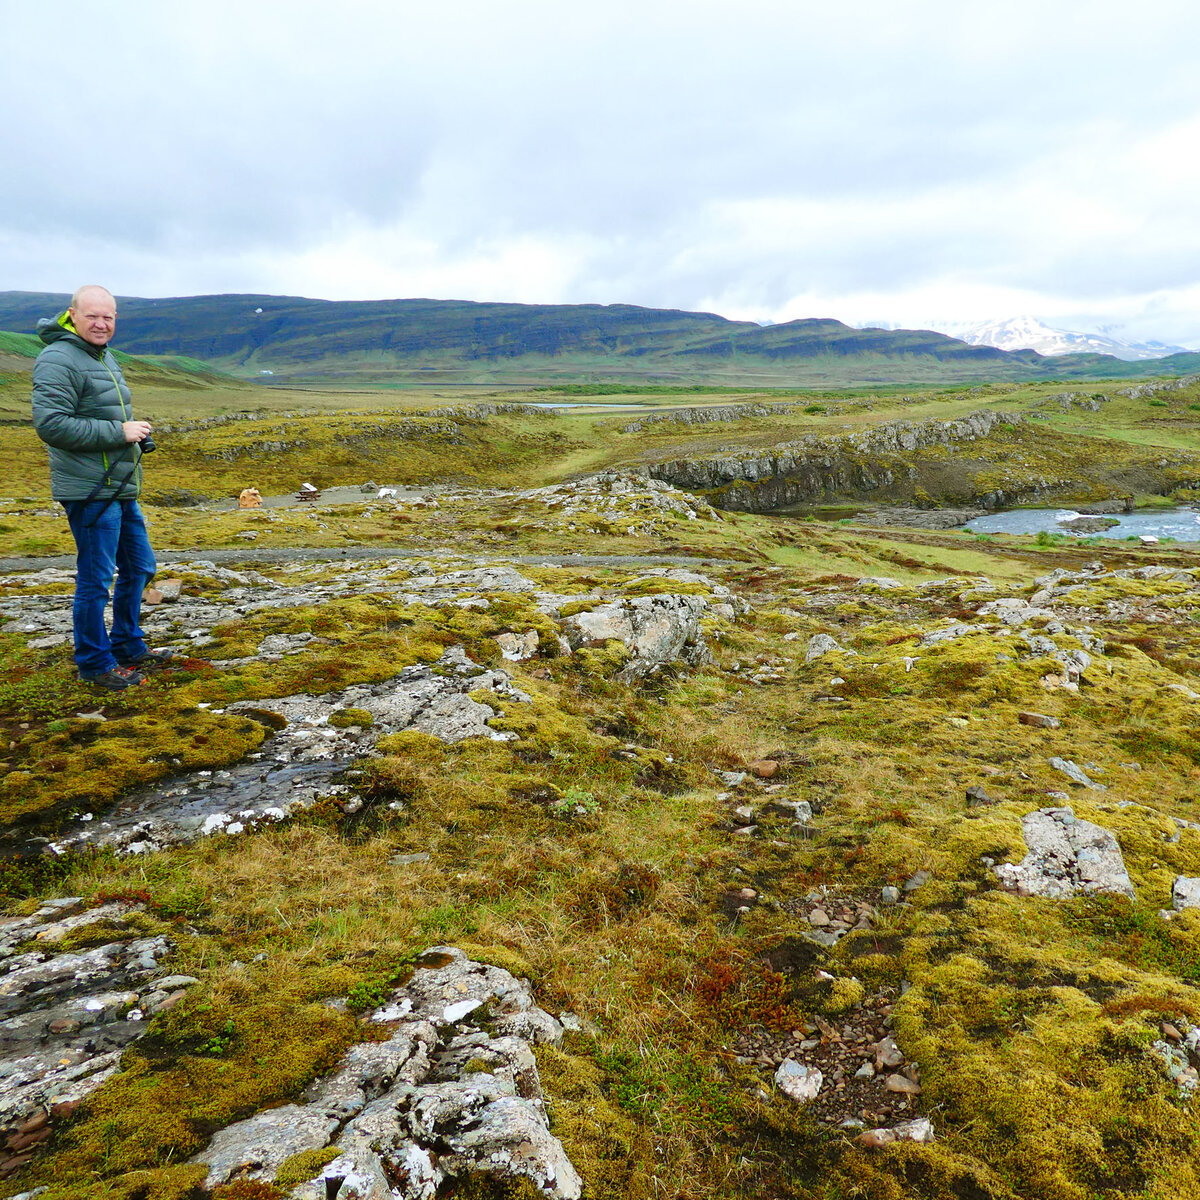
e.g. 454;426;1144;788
192;947;581;1200
45;646;532;858
0;900;195;1179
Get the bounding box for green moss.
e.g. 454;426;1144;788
328;706;374;728
274;1146;340;1186
558;598;601;618
825;976;865;1013
71;1164;211;1199
39;984;359;1186
0;708;266;827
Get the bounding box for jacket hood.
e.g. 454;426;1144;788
37;312;103;355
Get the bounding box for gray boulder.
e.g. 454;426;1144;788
918;623;986;647
562;594;710;680
805;634;856;663
1172;878;1200;911
1048;757;1106;791
994;807;1135;900
0;901;197;1154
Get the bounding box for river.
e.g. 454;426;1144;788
963;507;1200;542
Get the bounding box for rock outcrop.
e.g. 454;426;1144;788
0;900;196;1179
516;470;720;534
192;947;582;1200
562;594;710;680
647;411;1013;511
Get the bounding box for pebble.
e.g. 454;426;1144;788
858;1117;935;1148
1019;711;1061;729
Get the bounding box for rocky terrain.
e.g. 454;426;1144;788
2;461;1200;1198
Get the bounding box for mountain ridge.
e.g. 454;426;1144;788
3;290;1198;386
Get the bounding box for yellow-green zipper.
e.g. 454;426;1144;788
99;355;140;498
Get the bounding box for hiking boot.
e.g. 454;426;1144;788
117;647;175;668
81;665;146;690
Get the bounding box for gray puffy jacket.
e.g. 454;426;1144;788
31;313;142;503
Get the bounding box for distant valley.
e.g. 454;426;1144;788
3;290;1199;388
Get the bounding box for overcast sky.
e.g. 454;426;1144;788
3;0;1199;344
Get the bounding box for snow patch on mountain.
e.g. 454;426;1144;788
931;317;1194;361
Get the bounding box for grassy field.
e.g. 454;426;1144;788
3;357;1200;1199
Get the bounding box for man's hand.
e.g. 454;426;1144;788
122;420;153;443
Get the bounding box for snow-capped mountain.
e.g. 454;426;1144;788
932;317;1193;361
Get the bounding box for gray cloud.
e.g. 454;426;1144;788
3;0;1199;342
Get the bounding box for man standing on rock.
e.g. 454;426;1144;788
31;286;171;690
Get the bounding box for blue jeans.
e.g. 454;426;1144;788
63;498;157;676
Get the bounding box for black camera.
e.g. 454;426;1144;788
140;434;157;453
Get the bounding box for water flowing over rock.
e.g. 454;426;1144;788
993;807;1135;900
192;947;581;1200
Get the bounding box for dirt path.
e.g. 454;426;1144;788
0;546;728;573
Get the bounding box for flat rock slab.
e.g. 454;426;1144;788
1173;877;1200;911
1048;757;1106;791
0;900;197;1150
805;633;855;663
994;807;1135;900
45;647;530;858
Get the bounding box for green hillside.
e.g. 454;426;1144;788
4;291;1194;388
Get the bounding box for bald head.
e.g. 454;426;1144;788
68;286;117;348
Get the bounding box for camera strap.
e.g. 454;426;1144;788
80;444;144;528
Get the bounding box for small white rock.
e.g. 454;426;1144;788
774;1058;823;1103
